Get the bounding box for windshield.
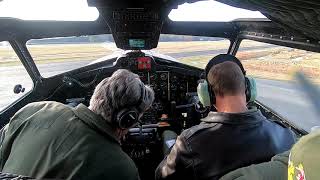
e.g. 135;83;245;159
154;35;230;68
25;35;320;132
26;35;230;77
26;35;119;77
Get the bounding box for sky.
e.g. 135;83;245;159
0;0;266;21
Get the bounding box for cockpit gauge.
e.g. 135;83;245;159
160;73;167;80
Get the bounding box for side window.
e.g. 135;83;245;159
236;39;319;132
0;41;33;111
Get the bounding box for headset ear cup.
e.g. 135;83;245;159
246;77;257;103
197;80;212;107
117;109;139;129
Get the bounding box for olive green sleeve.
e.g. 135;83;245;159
0;124;8;146
220;151;290;180
0;118;25;171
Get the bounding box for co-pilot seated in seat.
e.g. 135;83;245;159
0;69;154;180
155;54;296;180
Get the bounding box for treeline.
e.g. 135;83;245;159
27;34;224;45
27;35;114;45
159;35;223;42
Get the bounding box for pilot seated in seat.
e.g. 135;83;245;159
155;54;296;180
0;69;154;180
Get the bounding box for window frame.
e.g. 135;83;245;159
0;40;35;113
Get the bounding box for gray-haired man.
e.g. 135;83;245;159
0;69;154;180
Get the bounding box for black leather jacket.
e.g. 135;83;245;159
155;109;296;180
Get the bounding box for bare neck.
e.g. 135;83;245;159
215;95;248;113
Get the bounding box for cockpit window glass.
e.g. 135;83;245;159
153;35;230;68
237;39;320;132
26;35;118;77
0;0;99;21
0;41;33;111
169;0;267;22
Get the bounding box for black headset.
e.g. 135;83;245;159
203;54;252;104
111;84;144;129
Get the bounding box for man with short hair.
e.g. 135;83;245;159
155;54;296;180
0;69;154;180
207;61;248;113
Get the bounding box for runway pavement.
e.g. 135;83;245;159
255;79;319;132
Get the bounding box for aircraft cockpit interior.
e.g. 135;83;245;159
42;49;302;179
1;0;319;179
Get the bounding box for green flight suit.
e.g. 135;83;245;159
220;151;289;180
0;101;139;180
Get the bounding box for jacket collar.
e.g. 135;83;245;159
73;104;119;144
201;109;265;125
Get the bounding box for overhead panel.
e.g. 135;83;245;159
101;9;163;50
88;0;174;50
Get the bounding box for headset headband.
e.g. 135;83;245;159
113;82;144;114
135;83;145;112
205;54;246;79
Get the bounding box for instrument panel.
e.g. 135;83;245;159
116;53;198;100
115;52;199;124
137;71;190;102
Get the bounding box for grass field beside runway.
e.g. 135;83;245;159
179;48;320;82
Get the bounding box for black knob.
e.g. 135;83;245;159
13;84;25;94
